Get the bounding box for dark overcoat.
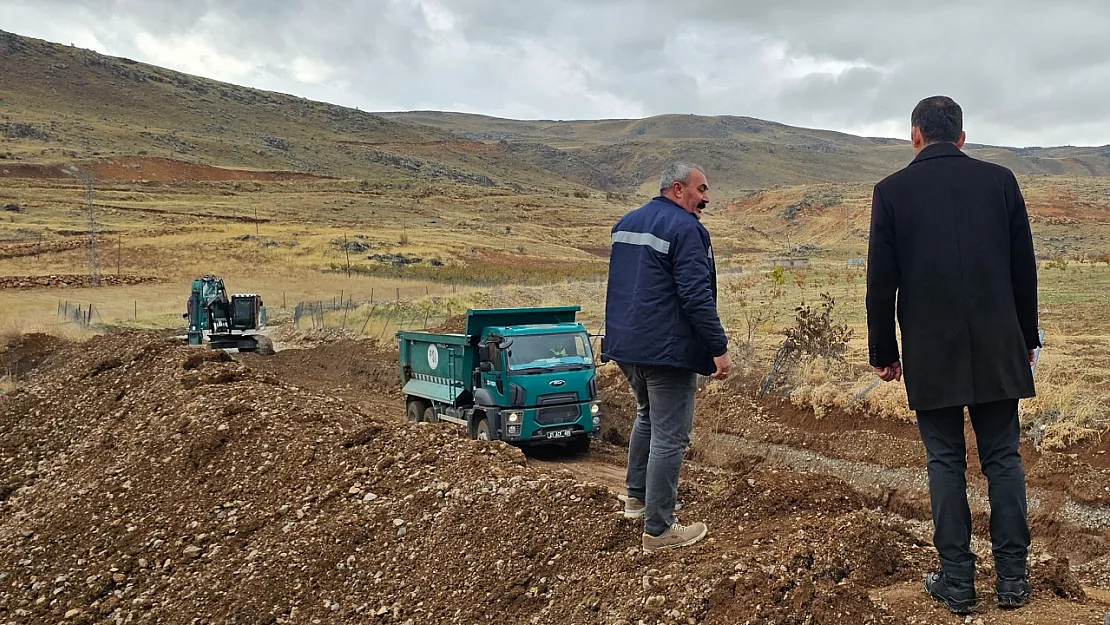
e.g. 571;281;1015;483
866;142;1040;411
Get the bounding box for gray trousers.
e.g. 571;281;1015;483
916;398;1030;580
618;362;698;537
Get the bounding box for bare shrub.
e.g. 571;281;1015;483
783;292;854;361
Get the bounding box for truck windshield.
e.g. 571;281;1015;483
505;332;593;372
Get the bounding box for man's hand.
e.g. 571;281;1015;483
711;352;732;380
1029;349;1036;365
872;360;902;382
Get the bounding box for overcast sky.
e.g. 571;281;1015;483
3;0;1110;148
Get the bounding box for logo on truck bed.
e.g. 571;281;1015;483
427;344;439;369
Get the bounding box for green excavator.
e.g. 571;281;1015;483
184;275;274;355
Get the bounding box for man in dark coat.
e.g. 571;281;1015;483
603;161;730;554
866;95;1039;613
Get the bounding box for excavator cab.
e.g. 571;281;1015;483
185;275;271;354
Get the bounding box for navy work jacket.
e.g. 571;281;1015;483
602;196;728;376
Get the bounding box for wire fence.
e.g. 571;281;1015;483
56;300;102;328
293;299;452;337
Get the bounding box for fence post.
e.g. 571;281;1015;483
359;304;377;336
378;306;395;340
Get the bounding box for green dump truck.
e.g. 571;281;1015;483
397;306;600;452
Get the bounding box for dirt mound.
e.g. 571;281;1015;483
0;332;66;380
0;157;327;182
657;497;930;624
597;363;636;446
0;332;615;623
0;331;725;624
427;314;466;334
243;338;399;400
720;469;874;523
266;324;361;349
0;331;1103;624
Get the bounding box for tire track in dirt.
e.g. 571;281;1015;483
708;433;1110;532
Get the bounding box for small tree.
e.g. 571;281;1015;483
759;292;853;397
783;292;854;361
793;269;808;298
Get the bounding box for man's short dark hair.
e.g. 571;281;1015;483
911;96;963;144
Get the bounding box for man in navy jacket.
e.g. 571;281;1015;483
602;161;730;554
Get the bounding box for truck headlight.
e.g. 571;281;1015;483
507;412;521;423
592;415;601;427
590;403;600;415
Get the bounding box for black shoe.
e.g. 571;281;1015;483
924;572;978;614
996;575;1031;609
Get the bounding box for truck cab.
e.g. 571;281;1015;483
397;306;600;452
476;322;600;448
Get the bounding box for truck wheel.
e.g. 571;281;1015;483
406;399;428;423
567;435;591;454
475;418;491;441
423;406;439;424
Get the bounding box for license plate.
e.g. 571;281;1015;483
545;429;572;439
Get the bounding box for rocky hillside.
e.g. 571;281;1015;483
4;29;1110;195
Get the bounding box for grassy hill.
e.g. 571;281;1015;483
0;30;591;192
381;111;1110;193
4;29;1110;196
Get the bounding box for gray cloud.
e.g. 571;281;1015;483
2;0;1110;146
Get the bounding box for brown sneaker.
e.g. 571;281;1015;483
642;521;708;554
618;494;645;519
618;494;681;519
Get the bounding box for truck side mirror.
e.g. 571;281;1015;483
478;344;490;362
479;362;493;373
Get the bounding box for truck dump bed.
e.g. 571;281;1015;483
397;331;471;405
396;307;582;405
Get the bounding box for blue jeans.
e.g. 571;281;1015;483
618;362;698;537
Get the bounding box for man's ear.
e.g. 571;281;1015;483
911;126;924;150
955;130;966;149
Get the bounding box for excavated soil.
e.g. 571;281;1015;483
0;332;66;380
1;330;1108;624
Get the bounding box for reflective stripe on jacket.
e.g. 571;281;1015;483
602;196;727;375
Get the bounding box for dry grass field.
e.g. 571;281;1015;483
2;168;1108;450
